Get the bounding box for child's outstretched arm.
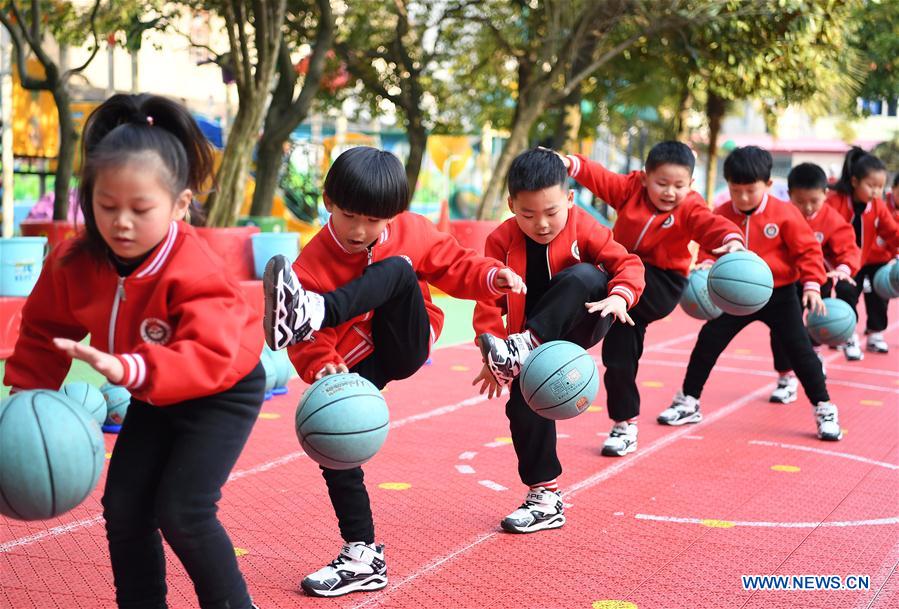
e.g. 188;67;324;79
550;149;637;210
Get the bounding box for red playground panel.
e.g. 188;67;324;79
2;304;898;608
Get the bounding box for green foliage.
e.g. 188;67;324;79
850;0;899;110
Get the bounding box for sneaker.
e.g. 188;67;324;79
477;332;535;385
866;332;889;354
501;488;565;533
843;334;864;361
769;374;798;404
602;422;638;456
300;542;387;597
263;255;325;350
657;391;702;425
814;402;842;441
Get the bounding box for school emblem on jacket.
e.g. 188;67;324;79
571;240;580;260
661;215;675;229
814;231;824;243
140;318;173;345
764;223;779;238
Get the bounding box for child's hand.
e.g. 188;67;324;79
493;268;527;294
694;260;715;271
315;362;350;380
537;146;570;169
711;240;745;255
586;294;634;325
802;290;826;316
53;338;124;384
472;363;504;399
826;269;856;286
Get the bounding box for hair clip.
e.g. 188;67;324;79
146;115;154;126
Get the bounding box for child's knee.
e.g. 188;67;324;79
155;493;216;543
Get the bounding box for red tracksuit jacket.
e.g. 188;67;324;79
565;154;743;275
700;195;826;291
826;191;899;267
865;193;899;265
288;212;508;384
4;221;263;405
806;203;861;276
472;205;646;339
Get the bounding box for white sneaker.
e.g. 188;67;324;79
263;255;325;350
814;402;842;441
477;332;535;385
769;374;798;404
602;422;638;456
843;334;864;361
300;542;387;597
866;332;889;354
501;488;565;533
657;391;702;425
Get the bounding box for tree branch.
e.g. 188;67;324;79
285;0;334;125
0;9;49;90
62;0;103;83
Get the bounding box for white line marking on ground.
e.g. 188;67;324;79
748;440;899;470
477;480;507;492
684;435;704;440
455;465;475;474
458;451;477;460
484;440;509;448
0;515;104;552
634;513;899;528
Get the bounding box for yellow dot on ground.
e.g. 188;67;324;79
586;405;602;412
450;365;469;372
258;412;281;420
234;547;249;557
700;519;736;528
105;452;112;459
592;601;638;609
860;399;883;406
641;381;664;388
771;465;801;473
378;482;411;491
494;436;514;444
841;428;848;435
735;348;752;355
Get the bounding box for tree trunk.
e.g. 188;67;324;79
675;84;692;141
130;50;139;93
248;136;283;217
551;87;582;151
477;98;546;219
52;85;75;221
704;91;726;204
206;104;263;227
405;113;427;196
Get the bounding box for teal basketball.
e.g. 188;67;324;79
61;382;107;426
707;251;774;316
807;298;857;346
260;348;277;393
519;341;599;420
295;373;389;470
680;268;723;320
0;390;105;520
873;263;899;299
100;383;131;426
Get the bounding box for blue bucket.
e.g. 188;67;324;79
250;232;299;279
0;237;48;296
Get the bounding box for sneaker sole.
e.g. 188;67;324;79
262;257;284;350
501;513;566;534
601;441;637;457
866;347;888;354
657;412;702;426
817;431;843;441
477;334;508;385
301;574;388;598
769;393;797;404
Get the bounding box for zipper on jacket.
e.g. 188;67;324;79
367;247;373;266
108;276;126;353
545;246;553;279
632;213;657;251
743;215;751;248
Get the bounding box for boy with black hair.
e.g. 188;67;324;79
663;146;843;441
473;147;645;533
558;141;744;456
767;162;860;403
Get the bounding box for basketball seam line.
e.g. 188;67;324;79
296;393;385;431
301;421;390;438
524;352;592;404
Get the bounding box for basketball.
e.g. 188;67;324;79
872;263;899;299
807;298;857;346
295;373;389;470
0;390;105;520
100;383;131;430
61;382;107;426
707;251;774;316
519;341;599;420
680;268;723;320
260;348;278;394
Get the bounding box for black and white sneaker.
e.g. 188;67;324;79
843;333;864;361
769;374;798;404
657;391;702;425
477;332;535;385
866;332;889;354
602;421;638;456
814;401;842;441
300;542;387;598
262;255;325;350
501;488;565;533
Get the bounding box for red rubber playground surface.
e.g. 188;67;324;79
2;303;898;609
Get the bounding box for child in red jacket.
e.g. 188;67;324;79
472;148;645;533
561;142;744;457
767;163;860;404
262;146;524;597
664;146;842;441
826;147;899;358
3;95;265;609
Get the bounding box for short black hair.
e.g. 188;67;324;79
833;146;886;196
645;141;695;174
788;163;828;192
723;146;773;184
893;172;899;188
323;146;410;218
507;148;568;197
